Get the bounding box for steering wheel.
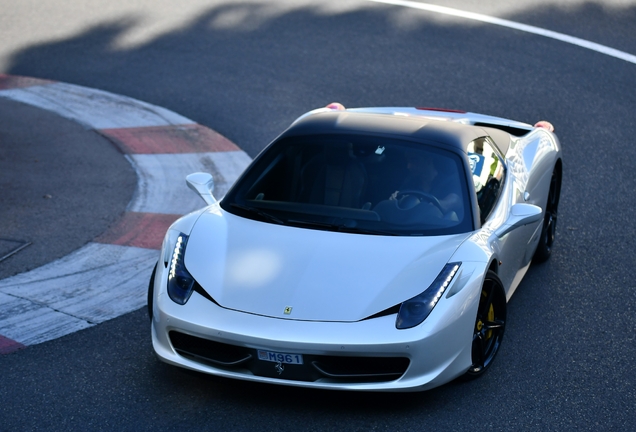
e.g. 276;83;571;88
395;190;444;213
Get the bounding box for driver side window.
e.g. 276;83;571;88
467;138;505;223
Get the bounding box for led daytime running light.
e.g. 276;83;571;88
169;235;185;281
166;233;196;305
431;264;459;309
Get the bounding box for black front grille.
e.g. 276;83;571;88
169;331;409;384
169;331;252;366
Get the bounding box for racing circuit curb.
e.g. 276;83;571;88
0;74;252;354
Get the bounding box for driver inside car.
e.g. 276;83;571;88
371;148;464;226
387;150;462;219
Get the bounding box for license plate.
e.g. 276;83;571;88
257;350;303;365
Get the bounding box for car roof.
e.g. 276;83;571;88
281;110;496;154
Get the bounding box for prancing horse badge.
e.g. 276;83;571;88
284;306;292;315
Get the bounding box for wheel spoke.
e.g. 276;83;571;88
550;219;557;238
548;217;556;243
544;217;550;230
483;319;504;331
472;332;486;368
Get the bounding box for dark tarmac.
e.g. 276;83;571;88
0;97;136;280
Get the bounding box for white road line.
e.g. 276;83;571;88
366;0;636;65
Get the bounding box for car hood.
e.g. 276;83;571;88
184;209;471;322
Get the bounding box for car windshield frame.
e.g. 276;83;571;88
222;133;475;236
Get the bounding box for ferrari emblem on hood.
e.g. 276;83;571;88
284;306;293;315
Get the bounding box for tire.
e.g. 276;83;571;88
463;270;506;379
533;165;562;262
147;262;157;321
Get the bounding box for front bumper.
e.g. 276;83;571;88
151;263;483;392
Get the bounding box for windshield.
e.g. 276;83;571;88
222;134;473;236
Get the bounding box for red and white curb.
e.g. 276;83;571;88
0;75;252;354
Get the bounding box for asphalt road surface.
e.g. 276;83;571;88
1;1;635;430
0;98;137;280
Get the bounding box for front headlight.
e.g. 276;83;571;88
167;233;196;305
396;262;461;329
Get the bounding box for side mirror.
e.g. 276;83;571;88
494;203;542;238
186;172;216;205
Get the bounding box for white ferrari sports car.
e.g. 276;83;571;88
149;106;562;392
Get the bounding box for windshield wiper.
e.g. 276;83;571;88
230;203;287;225
337;226;399;236
287;219;397;236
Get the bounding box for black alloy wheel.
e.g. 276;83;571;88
534;165;562;262
464;270;506;379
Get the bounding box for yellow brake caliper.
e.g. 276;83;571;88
477;290;495;340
